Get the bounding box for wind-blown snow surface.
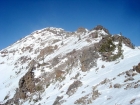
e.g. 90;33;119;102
0;27;140;105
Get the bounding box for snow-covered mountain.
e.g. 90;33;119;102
0;25;140;105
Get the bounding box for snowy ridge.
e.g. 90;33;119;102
0;26;140;105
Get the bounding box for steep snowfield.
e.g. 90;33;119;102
0;26;140;105
30;46;140;105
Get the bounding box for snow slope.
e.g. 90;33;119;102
0;26;140;105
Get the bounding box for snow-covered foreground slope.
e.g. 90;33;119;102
0;26;140;105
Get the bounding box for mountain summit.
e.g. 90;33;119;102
0;25;140;105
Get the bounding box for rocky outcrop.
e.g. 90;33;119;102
92;90;101;100
98;36;116;52
126;70;133;76
0;50;8;57
114;83;121;88
89;31;98;38
45;27;64;35
3;67;35;104
55;70;65;79
0;50;8;55
113;35;134;49
28;59;37;68
17;56;31;65
52;57;59;66
94;35;133;61
95;36;119;61
66;80;82;96
77;27;87;33
93;25;110;35
53;96;63;105
80;46;99;71
18;67;35;99
21;46;33;53
135;63;140;73
37;46;55;60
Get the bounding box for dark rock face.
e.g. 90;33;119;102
18;67;35;99
4;67;35;104
80;46;99;71
12;67;35;102
135;63;140;73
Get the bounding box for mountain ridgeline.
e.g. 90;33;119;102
0;25;140;105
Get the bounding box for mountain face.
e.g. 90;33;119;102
0;25;140;105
